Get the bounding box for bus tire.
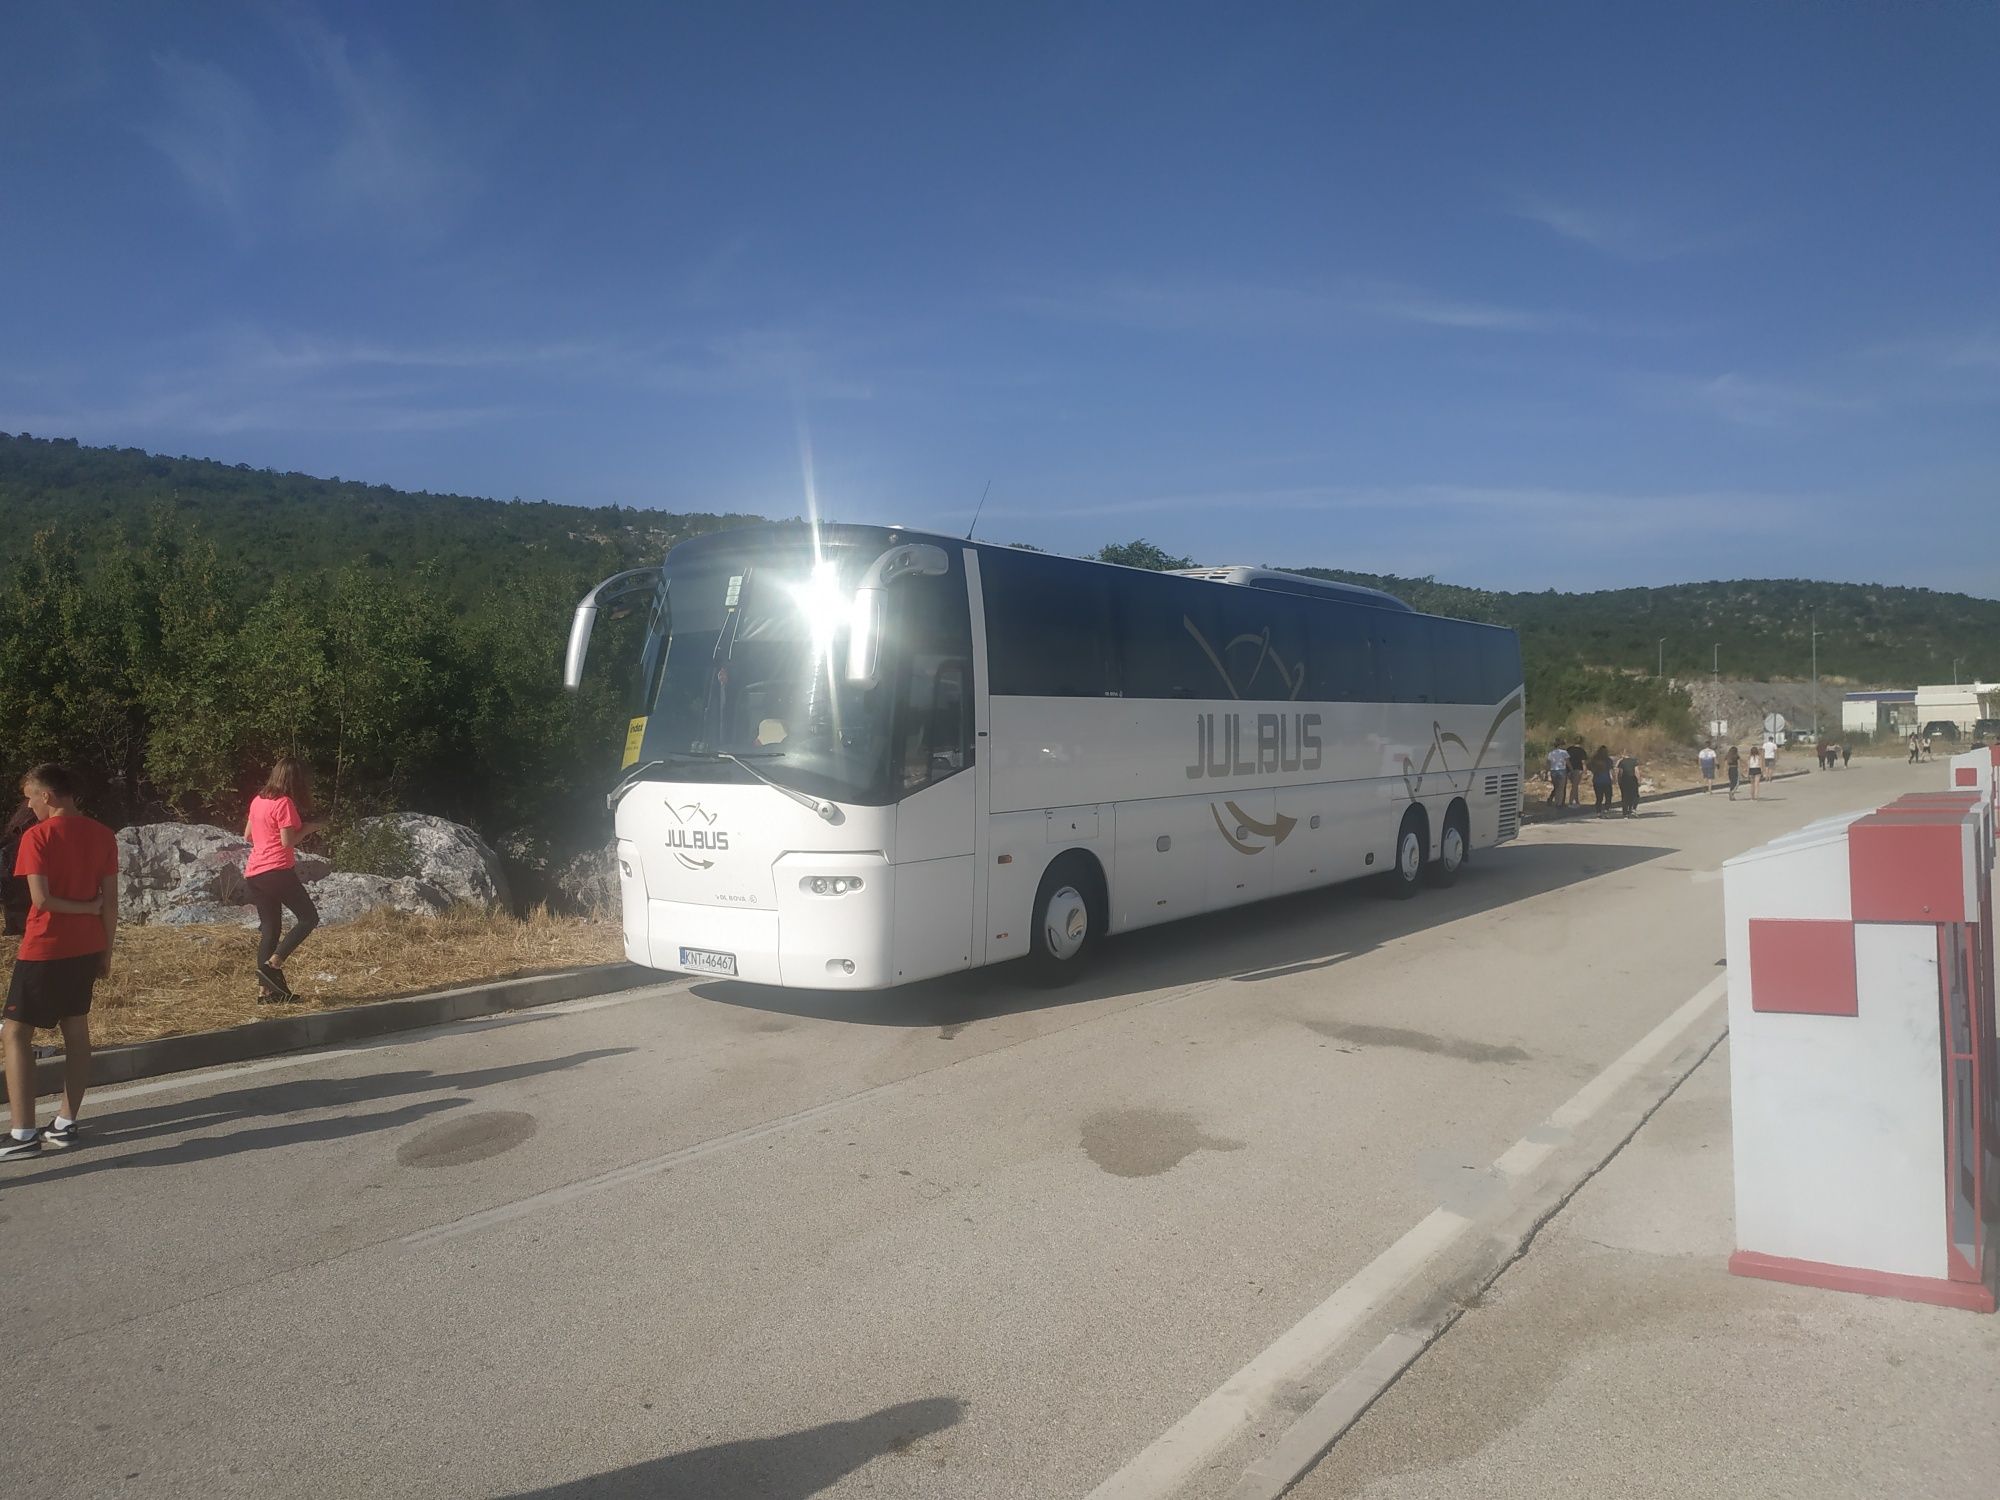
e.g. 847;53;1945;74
1427;802;1469;888
1386;808;1427;899
1026;854;1103;986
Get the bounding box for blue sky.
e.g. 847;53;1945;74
4;3;1997;594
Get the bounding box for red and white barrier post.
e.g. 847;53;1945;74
1724;792;1996;1311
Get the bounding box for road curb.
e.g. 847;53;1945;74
1225;1012;1731;1500
8;962;653;1103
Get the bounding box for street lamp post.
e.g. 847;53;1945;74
1811;610;1819;739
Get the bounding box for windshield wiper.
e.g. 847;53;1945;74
717;751;840;823
606;760;666;810
608;750;839;823
604;755;708;811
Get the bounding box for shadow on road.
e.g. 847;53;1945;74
498;1397;966;1499
692;834;1675;1030
5;1050;632;1187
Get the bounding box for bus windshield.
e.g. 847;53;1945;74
635;541;895;803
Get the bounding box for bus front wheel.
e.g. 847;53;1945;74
1027;856;1101;986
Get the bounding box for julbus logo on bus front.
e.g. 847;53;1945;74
1185;712;1323;780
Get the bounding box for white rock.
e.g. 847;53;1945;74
552;842;618;917
356;814;511;911
308;872;453;925
153;902;260;929
115;821;332;923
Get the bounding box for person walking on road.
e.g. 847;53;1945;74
3;764;118;1161
1726;745;1741;800
1842;743;1852;769
1698;743;1717;793
1568;740;1587;806
1590;745;1614;815
1908;732;1921;764
244;757;325;1003
1747;743;1764;799
1617;751;1642;817
1762;733;1779;778
1545;742;1569;809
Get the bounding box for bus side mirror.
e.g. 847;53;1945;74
844;543;949;686
846;588;885;685
564;566;663;692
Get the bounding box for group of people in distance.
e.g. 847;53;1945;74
1542;740;1644;817
1696;733;1783;801
1;756;325;1162
1907;733;1938;763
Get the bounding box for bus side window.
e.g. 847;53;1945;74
900;657;970;792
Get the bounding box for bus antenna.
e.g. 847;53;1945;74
965;478;992;540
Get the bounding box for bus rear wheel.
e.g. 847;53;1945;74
1386;810;1427;900
1427;803;1469;888
1027;856;1101;986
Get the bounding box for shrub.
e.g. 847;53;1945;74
330;817;416;879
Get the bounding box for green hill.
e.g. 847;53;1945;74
2;433;1992;850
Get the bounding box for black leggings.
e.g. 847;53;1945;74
247;869;319;966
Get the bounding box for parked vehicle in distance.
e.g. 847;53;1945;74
1921;720;1961;742
564;523;1526;989
1972;718;2000;742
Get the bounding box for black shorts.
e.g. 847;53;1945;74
4;952;100;1029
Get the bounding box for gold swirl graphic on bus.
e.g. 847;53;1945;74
1211;800;1298;856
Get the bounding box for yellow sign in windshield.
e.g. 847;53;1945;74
621;717;647;769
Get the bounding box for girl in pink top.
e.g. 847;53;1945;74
242;758;325;1002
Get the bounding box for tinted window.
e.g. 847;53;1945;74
1114;575;1223;699
1110;572;1309;701
982;549;1117;697
1374;611;1435;703
891;567;975;792
1208;585;1310;701
1307;600;1380;702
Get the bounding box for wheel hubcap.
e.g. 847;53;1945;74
1400;832;1422;880
1443;826;1465;871
1044;886;1089;961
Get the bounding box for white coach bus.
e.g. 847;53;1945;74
565;523;1523;989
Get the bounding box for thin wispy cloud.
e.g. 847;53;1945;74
234;332;615;374
1676;372;1875;428
644;328;876;401
1015;275;1563;337
968;481;1804;534
284;11;459;230
143;8;465;239
146;52;266;226
1349;284;1555;332
1510;193;1739;261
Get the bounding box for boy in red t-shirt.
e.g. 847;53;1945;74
3;763;119;1160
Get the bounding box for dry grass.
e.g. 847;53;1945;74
0;908;624;1049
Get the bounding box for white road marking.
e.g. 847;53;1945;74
1082;973;1728;1500
82;984;673;1108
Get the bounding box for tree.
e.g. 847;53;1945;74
1094;539;1195;571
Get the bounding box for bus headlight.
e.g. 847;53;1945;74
802;875;866;896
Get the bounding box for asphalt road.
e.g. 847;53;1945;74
1;758;1926;1499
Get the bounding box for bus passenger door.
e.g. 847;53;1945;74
890;573;978;984
1205;788;1277;910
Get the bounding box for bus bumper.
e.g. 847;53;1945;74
643;877;895;990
